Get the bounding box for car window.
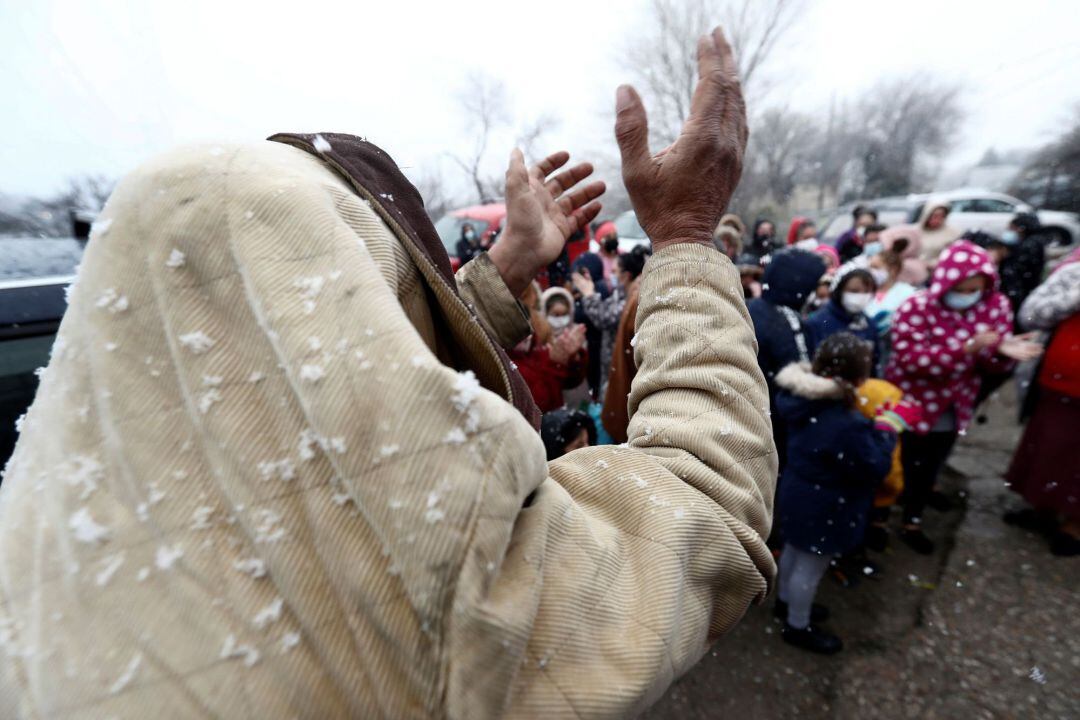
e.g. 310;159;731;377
433;216;490;256
0;237;84;281
0;333;57;469
972;198;1015;213
950;199;977;212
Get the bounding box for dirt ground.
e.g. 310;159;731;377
643;385;1079;720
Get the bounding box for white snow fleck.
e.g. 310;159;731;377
424;491;445;524
328;270;342;281
104;342;118;352
306;336;322;352
443;427;467;445
95;288;129;313
220;634;260;667
109;652;142;695
1029;666;1046;685
596;459;609;469
94;553;125;587
178;331;215;354
327;437;346;454
155;544;183;570
258;459;296;483
201;375;223;387
299;364;325;383
190;506;215;530
62;454;103;500
331;492;352;506
14;413;25;433
247;371;266;384
253;598;284;629
147;482;167;505
244;210;254;220
388;499;405;510
379;445;400;458
197;388;222;414
234;557;267;579
378;192;395;202
137;567;151;582
90;217;112;238
253;509;286;544
298;429;319;461
68;507;109;545
294;276;325;315
313;134;332;153
673;508;686;520
280;632;301;652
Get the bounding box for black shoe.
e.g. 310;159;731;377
900;528;935;555
781;623;843;655
865;524;889;553
927;490;953;512
1003;508;1055;534
1049;532;1080;557
773;599;829;623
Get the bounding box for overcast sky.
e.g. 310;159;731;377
2;0;1079;200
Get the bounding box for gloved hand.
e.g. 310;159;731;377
875;400;923;434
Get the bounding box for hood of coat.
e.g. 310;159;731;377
880;225;922;258
927;240;1000;302
918;199;952;229
541;286;575;316
774;362;846;423
761;249;827;310
829;264;875;303
720;213;746;236
786;216;810;245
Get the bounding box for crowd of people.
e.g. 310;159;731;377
528;198;1078;657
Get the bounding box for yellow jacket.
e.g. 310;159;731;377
855;379;905;507
0;141;776;718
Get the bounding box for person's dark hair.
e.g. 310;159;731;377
460;222;475;238
961;229;1000;249
865;223;886;234
540;409;597;461
811;332;872;407
1010;212;1041;236
752;218;774;237
852;205;878;222
617;245;652;280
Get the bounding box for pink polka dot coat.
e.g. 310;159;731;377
885;240;1015;435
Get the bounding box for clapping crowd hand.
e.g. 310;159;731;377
489;151;605;298
615;27;748;252
571;270;596;298
548;324;587;366
966;331;1001;354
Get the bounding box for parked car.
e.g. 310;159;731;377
906;189;1079;248
818;196;927;244
0;274;72;470
606;210;651;253
435;202;592;274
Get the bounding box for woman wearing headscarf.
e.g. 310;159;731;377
885;241;1042;554
747;218;779;260
913;199;962;264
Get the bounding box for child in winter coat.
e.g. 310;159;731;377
774;333;919;654
885;241;1043;554
805;264;880;368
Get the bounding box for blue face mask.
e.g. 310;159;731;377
944;290;981;311
863;241;883;257
1001;229;1020;245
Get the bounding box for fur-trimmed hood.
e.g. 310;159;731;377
775;362;845;400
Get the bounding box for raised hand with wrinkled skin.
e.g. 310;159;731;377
615;27;748;251
489;151;606;298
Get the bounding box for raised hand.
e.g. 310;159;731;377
489;151;606;297
548;323;587;365
571;269;596;298
615;27;748;251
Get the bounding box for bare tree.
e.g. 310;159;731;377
848;76;963;197
450;72;511;203
516;113;561;163
408;164;460;223
624;0;805;145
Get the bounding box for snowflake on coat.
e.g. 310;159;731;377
885;240;1014;435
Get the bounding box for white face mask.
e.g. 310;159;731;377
547;315;571;331
795;238;819;251
842;292;872;314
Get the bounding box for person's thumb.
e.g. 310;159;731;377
614;84;650;177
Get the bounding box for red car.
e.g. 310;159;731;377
434;202;591;277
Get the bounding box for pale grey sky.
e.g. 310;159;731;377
2;0;1079;199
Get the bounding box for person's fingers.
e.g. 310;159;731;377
530;151;571;184
545;162;594;198
506;148;530;199
569;201;603;232
614;84;651;176
713;26;749;148
687;31;724;132
557;180;606;215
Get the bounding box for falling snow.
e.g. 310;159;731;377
155;544;184;570
165;248;186;268
220;634;260;667
109;653;142;695
299;364;325;383
94;553;125;587
253;598;284;629
234;557;267;579
178;331;215;354
68;507;109;544
313;134;332;153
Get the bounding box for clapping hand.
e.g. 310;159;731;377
548;323;587;366
489;152;606;297
997;332;1043;362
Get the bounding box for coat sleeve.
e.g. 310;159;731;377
841;421;897;485
581;289;626;331
1018;264;1080;331
455;252;532;349
447;245;777;718
889;298;972;379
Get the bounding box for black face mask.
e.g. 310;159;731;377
603;237;619;253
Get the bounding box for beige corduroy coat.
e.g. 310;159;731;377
0;141;777;719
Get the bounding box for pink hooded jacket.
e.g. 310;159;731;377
885;241;1015;434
